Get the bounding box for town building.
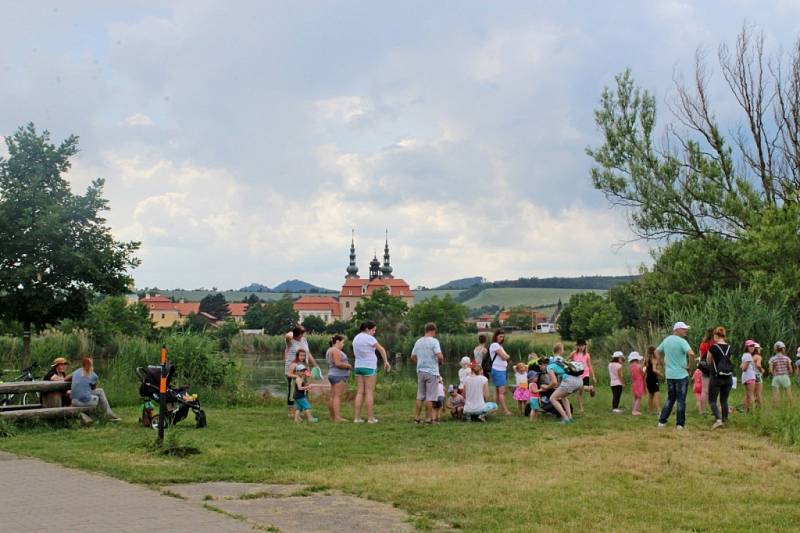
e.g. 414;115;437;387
293;296;341;325
339;231;414;321
141;295;248;327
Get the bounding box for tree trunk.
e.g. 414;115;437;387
22;323;31;368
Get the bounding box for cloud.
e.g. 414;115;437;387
2;1;797;290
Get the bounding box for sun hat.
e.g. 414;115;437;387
51;357;68;366
774;341;786;350
627;351;643;362
744;340;756;348
460;356;471;366
672;321;690;331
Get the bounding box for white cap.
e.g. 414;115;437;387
460;356;471;366
774;341;786;350
672;321;690;331
612;351;624;359
627;351;643;362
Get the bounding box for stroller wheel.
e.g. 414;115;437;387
195;409;207;429
150;414;169;431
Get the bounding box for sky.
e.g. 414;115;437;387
1;1;798;290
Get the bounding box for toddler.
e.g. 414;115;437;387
528;372;541;421
458;357;471;386
609;351;625;413
432;376;446;422
512;362;531;415
692;366;703;413
445;385;465;419
628;352;645;416
293;365;318;423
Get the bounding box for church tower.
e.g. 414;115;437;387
345;230;359;279
369;251;381;281
381;229;394;279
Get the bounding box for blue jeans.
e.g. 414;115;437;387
659;377;689;426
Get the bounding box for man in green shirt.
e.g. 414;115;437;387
657;321;696;429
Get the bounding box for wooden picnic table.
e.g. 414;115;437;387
0;380;94;421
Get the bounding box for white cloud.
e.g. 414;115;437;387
123;113;155;127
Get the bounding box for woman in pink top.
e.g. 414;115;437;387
570;340;596;414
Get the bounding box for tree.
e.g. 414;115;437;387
0;124;140;363
607;283;642;329
325;320;349;334
560;292;621;341
200;293;229;319
352;288;408;332
263;299;299;335
82;296;154;346
588;26;800;314
242;293;261;305
243;303;269;330
301;314;326;334
506;306;533;331
406;295;468;335
184;312;210;333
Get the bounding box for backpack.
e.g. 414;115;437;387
482;349;497;382
712;344;733;377
563;359;584;377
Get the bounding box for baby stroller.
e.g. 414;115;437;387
136;365;207;429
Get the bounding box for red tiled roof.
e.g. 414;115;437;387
339;277;412;298
228;303;248;317
141;296;179;311
173;302;200;316
294;296;340;317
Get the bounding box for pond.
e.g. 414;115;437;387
240;352;466;397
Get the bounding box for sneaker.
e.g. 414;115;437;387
561;419;573;425
676;425;685;431
612;408;623;413
353;418;365;424
108;415;122;422
477;415;487;422
631;411;642;416
310;417;319;424
711;420;723;430
367;418;379;424
657;422;666;428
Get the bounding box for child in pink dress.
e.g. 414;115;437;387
628;352;645;416
512;362;531;415
692;367;703;413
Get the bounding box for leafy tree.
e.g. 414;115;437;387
242;300;298;334
199;293;229;319
406;295;468;335
607;283;642;329
325;320;349;334
556;304;573;339
301;314;326;334
352;288;408;332
0;124;140;362
242;294;261;305
82;296;154;346
506;306;533;331
184;312;210;333
562;292;622;341
214;319;241;351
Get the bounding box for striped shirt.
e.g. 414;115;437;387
769;354;792;376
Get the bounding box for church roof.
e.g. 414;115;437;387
339;277;412;297
293;296;341;317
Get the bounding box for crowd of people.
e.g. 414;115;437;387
284;320;799;429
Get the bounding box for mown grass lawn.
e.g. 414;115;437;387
2;388;800;532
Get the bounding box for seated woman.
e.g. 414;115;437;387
70;357;121;421
43;357;71;406
462;362;498;421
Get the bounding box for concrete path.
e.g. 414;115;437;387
0;451;252;533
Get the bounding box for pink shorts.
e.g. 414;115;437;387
744;379;755;385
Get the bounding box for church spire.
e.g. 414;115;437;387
381;229;393;279
369;249;381;281
346;229;359;278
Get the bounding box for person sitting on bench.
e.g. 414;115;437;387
43;357;71;406
70;357;120;421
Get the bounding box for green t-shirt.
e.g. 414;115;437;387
657;335;691;380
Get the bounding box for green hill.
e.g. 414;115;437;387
412;289;464;303
462;287;605;309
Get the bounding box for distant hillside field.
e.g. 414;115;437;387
462;288;606;309
412;289;464;303
153;290;311;302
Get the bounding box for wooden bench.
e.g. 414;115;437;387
0;381;94;421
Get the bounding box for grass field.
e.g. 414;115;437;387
3;387;800;531
412;289;465;303
462;287;605;309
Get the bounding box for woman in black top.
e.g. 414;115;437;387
706;326;733;429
